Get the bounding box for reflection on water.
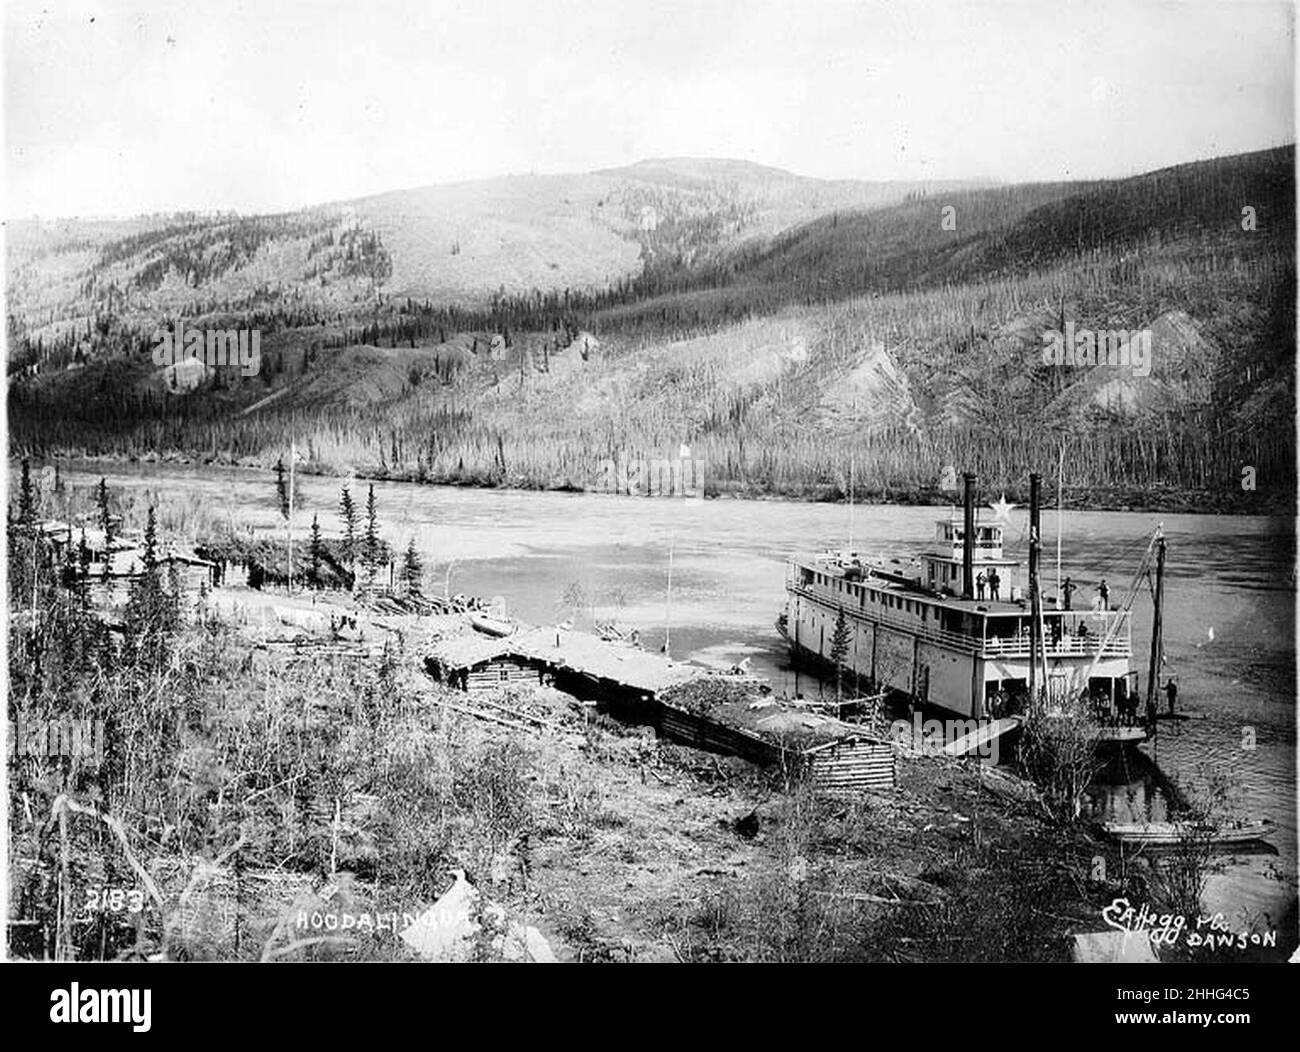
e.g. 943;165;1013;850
1084;748;1177;826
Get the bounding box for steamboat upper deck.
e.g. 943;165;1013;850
786;554;1131;659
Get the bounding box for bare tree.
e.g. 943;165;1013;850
1016;691;1102;823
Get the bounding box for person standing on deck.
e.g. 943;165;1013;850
988;568;1001;602
1062;576;1076;611
1165;678;1178;716
1098;578;1110;610
976;571;987;600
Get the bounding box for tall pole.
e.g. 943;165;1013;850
848;400;856;554
664;529;675;659
1145;526;1166;721
287;440;295;593
1056;443;1064;601
1029;472;1042;704
961;473;976;600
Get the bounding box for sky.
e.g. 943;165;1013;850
3;0;1295;217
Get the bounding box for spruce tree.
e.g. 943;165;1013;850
830;608;852;702
166;559;183;629
77;527;92;607
96;477;114;546
274;458;289;521
401;537;423;597
362;485;380;587
309;513;324;586
141;506;158;579
17;459;36;526
338;485;358;564
126;506;170;661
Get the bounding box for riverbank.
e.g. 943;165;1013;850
29;448;1294;516
8;534;1113;961
518;719;1122;962
10;478;1292;961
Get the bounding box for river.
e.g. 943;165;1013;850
53;461;1298;942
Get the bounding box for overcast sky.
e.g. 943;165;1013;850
4;0;1294;217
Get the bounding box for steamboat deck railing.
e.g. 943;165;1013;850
789;583;1131;659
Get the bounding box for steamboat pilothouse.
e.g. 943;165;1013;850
777;472;1145;721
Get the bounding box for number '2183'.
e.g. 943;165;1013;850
84;886;145;913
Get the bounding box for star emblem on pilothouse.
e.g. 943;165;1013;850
988;494;1016;523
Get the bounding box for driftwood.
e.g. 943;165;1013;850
472;694;567;731
979;766;1043;806
438;700;533;732
410;677;567;734
809;889;935;907
809;868;949;907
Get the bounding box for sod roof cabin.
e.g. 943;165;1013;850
425;634;553;693
195;536;361;591
426;626;700;701
39;521;218;585
39;520;133;560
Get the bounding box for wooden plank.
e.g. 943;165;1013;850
941;716;1022;757
473;694;567;731
437;701;533;732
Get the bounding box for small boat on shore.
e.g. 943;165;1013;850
1102;819;1274;848
1097;725;1148;744
469;613;516;637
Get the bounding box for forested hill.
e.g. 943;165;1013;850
6;147;1295;511
598;146;1293;325
6;159;982;331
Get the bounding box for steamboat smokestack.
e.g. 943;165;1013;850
962;472;977;599
1029;472;1043;700
1029;473;1042;585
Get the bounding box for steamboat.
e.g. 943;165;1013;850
776;472;1167;724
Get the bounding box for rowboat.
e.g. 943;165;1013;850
1096;725;1148;744
1101;819;1274;848
469;613;516;637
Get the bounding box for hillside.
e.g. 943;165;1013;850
601;147;1293;320
6;160;982;333
6;148;1295;511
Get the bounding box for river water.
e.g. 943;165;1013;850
55;462;1298;942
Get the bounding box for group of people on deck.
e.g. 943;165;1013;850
1059;575;1108;611
972;570;1112;610
973;569;1001;601
1110;678;1179;725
